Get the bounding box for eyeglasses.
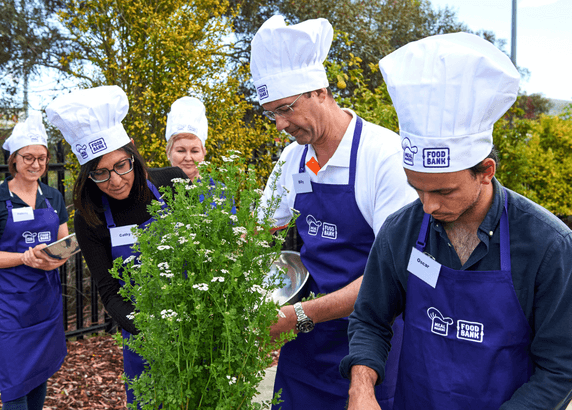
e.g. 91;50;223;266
262;93;304;121
89;156;134;183
17;153;48;165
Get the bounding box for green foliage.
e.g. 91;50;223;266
57;0;284;184
494;105;572;216
110;153;296;409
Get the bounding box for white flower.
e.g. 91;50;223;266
228;150;241;154
232;226;247;236
157;245;172;250
123;255;136;265
160;272;174;278
193;241;200;245
178;237;188;244
192;283;209;291
199;161;210;166
290;207;300;214
222;156;233;162
226;254;237;262
229;215;238;222
220;269;229;274
258;240;270;248
126;312;136;320
211;277;224;282
254;188;263;195
171;178;187;184
226;375;237;384
173;222;184;229
281;185;291;194
158;262;170;270
160;309;178;320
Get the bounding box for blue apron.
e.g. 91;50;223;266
0;190;66;402
273;117;403;409
102;180;166;407
394;190;532;409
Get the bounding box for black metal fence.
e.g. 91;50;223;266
1;144;114;340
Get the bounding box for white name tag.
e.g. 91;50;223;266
110;225;138;247
407;247;441;288
13;207;34;222
292;172;312;194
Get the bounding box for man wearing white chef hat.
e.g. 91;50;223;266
252;15;417;409
341;32;572;410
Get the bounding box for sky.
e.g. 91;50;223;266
429;0;572;101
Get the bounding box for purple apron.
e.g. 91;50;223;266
273;117;403;409
102;180;166;407
394;190;532;409
0;192;66;401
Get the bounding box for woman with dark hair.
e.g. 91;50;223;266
0;112;68;410
46;85;187;407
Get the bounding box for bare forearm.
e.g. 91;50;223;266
347;365;380;410
0;251;24;269
270;275;363;340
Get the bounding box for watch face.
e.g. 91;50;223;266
297;319;315;333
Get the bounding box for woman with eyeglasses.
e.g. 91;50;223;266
0;112;69;410
165;96;207;180
46;86;187;408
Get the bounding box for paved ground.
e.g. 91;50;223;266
253;366;277;405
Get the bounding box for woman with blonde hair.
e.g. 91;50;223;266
165;96;208;180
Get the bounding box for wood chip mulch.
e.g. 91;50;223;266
44;334;127;410
0;333;279;409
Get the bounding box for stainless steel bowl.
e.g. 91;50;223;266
266;251;310;306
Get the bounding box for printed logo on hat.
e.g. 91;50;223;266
76;144;88;160
423;148;450;168
89;138;108;154
257;85;269;100
402;137;419;167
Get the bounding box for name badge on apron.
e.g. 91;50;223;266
407;247;441;288
12;206;35;222
292;172;313;194
110;224;138;247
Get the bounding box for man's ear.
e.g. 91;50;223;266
480;158;496;184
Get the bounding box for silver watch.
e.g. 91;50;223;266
293;302;315;333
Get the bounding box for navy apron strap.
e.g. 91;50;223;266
416;213;431;252
500;188;511;272
146;179;167;209
101;194;116;229
348;116;363;187
299;145;310;174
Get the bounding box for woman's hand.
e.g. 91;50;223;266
21;244;69;271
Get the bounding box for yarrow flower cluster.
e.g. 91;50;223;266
160;309;178;320
192;283;209;291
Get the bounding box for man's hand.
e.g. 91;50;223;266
347;365;381;410
270;304;297;341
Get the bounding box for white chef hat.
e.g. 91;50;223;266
250;15;333;104
165;96;208;146
379;32;520;173
45;85;131;165
3;111;48;155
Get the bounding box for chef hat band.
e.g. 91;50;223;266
165;97;208;146
251;15;333;104
46;85;131;165
3;111;48;155
379;32;520;173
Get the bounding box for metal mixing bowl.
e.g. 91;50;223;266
266;251;310;306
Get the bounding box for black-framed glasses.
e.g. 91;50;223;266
262;93;304;121
17;153;48;165
89;156;134;183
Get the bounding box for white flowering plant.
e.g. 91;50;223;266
110;152;296;409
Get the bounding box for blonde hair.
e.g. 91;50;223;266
166;133;205;161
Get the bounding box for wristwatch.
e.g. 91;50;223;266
293;302;315;333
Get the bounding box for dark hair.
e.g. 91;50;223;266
8;146;51;177
469;147;499;177
73;142;151;227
